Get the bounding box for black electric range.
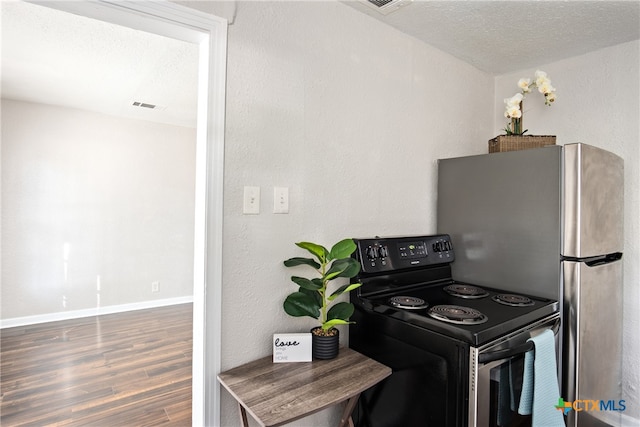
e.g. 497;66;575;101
349;234;560;427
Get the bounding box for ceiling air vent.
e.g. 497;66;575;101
360;0;413;15
132;101;156;109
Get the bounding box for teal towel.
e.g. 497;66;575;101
518;329;565;426
519;349;533;414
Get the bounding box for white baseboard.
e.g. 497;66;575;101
0;296;194;329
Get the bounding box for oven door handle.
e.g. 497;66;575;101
478;318;560;364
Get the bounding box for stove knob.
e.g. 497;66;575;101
379;246;389;258
366;246;379;259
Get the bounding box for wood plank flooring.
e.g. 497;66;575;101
1;303;192;426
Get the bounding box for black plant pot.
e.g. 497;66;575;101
311;327;339;360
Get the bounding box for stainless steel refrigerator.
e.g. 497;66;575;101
437;143;624;427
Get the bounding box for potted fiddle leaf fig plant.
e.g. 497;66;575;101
283;238;362;359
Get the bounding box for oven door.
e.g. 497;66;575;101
468;314;561;427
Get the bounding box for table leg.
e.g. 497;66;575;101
338;393;360;427
238;403;249;427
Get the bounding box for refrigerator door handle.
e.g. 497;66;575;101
561;252;622;266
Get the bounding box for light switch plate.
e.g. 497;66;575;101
243;186;260;214
273;187;289;214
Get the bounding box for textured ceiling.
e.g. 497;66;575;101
1;1;199;128
1;1;639;127
346;0;640;74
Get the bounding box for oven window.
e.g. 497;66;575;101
352;336;452;426
488;354;532;427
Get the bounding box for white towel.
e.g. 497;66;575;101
518;329;565;426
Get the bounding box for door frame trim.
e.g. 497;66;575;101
28;1;227;425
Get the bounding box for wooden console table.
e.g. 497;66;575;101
217;348;391;427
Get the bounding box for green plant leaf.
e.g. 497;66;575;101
295;242;328;262
321;318;351;330
325;258;361;280
328;282;362;300
283;257;321;269
338;258;361;278
324;258;350;280
291;276;323;291
299;287;322;307
329;238;356;260
327;301;355;321
283;292;321;318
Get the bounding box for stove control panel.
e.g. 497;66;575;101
353;234;455;274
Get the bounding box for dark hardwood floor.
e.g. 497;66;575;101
1;303;192;426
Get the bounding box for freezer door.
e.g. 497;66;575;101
563;143;624;258
437;146;562;300
562;258;623;427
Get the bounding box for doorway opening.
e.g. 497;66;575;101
1;1;227;425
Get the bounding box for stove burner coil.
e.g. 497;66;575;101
389;296;428;310
492;294;535;307
443;284;489;299
427;305;488;324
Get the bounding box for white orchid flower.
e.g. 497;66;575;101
545;92;556;104
503;70;555;134
538;81;555;95
505;104;522;119
534;70;548;80
535;74;550;88
506;93;524;106
518;78;532;92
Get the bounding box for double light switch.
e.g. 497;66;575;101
243;186;289;214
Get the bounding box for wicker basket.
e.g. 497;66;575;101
488;135;556;153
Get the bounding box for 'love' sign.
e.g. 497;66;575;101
273;333;312;363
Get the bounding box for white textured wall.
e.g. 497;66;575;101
494;40;640;422
1;99;196;320
220;2;493;426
